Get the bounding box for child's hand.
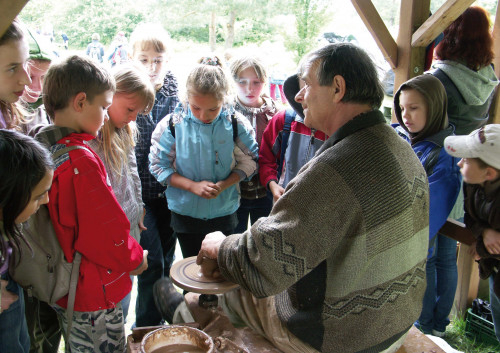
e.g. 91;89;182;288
482;228;500;255
1;279;18;313
467;241;481;260
138;208;147;233
130;250;149;276
192;181;221;199
269;181;285;203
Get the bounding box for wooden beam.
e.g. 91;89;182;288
392;0;430;122
351;0;398;69
439;218;475;246
0;0;29;38
412;0;475;47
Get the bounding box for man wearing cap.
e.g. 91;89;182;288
192;43;429;353
444;124;500;343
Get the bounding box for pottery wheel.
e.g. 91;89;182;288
170;256;239;294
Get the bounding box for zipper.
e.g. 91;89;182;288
306;130;316;160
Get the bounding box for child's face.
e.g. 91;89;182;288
235;67;265;108
133;46;166;87
457;158;490;185
78;90;113;136
108;93;145;129
22;59;51;104
0;39;31;104
188;93;223;124
16;169;53;224
398;89;427;134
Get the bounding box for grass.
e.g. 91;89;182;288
442;315;500;353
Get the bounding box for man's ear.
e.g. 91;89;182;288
72;92;87;112
485;167;500;182
332;75;346;102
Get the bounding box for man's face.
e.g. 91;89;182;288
295;63;335;132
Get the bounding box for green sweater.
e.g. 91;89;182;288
218;110;429;353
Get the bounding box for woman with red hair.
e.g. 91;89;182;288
432;5;498;135
420;5;500;338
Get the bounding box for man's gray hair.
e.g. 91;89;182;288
302;43;384;109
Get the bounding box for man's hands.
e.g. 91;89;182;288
196;231;226;278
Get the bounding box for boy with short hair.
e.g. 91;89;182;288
444;124;500;343
36;55;147;352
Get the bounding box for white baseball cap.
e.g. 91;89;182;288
444;124;500;169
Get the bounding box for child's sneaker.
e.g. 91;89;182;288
431;329;445;338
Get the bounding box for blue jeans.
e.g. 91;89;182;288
135;198;176;327
490;275;500;342
0;275;30;353
417;234;458;333
235;197;273;233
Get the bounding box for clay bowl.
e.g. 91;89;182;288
141;325;214;353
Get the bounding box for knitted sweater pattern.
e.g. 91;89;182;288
218;110;429;352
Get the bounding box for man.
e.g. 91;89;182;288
194;43;430;353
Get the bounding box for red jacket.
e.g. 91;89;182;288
37;128;144;312
259;110;328;189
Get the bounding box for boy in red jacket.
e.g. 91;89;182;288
36;55;147;352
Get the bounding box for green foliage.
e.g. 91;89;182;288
171;26;210;43
283;0;330;63
232;19;275;46
442;315;499;353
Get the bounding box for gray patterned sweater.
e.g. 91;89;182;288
218;110;429;353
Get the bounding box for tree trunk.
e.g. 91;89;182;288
209;11;216;52
225;10;236;49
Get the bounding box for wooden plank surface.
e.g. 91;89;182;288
351;0;398;69
439;218;475;246
0;0;29;37
412;0;475;47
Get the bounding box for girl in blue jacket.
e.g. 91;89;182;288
393;74;462;336
149;56;259;258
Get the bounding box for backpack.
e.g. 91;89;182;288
111;46;122;65
89;43;101;62
276;109;296;180
9;145;86;342
169;114;238;142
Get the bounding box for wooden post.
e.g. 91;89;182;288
392;0;430;123
455;243;480;315
0;0;29;37
488;2;500;124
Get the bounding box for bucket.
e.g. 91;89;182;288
141;325;215;353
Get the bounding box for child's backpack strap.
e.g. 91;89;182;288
277;109;296;180
169;118;176;138
231;114;238;142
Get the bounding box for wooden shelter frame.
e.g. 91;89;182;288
2;0;499;316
